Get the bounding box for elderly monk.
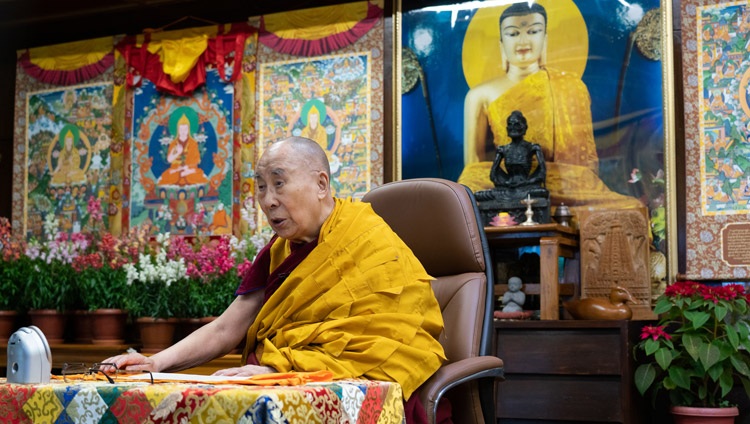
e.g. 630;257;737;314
103;136;447;422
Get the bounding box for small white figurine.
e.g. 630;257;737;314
502;276;526;313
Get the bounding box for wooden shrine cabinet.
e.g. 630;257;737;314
494;319;649;423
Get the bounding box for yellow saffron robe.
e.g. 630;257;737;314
242;198;446;399
458;69;643;215
51;146;87;186
158;135;209;186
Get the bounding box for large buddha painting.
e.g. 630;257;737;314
400;0;669;254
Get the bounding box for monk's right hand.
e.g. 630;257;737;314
100;352;157;373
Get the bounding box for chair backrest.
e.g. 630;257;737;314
362;178;496;421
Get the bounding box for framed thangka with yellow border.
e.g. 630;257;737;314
13;36;116;240
125;69;236;236
118;24;257;237
681;0;750;280
255;0;384;208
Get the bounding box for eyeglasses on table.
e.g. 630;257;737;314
61;362;154;384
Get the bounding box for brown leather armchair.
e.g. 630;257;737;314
363;178;505;424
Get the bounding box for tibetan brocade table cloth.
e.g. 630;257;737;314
0;375;405;423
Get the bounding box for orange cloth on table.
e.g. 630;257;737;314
51;370;334;386
458;69;643;218
242;198;446;400
238;370;333;386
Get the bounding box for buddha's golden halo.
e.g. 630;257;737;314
462;0;589;88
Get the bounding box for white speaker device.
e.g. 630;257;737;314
6;326;51;384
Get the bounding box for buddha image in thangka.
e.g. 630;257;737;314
260;54;372;199
25;83;113;239
130;73;234;236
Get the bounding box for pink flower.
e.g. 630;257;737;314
87;196;103;221
641;325;671;341
489;213;516;227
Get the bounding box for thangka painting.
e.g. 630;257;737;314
24;83;113;239
13;36;116;238
258;53;372;199
254;0;384;204
682;0;750;279
696;4;750;215
128;68;234;236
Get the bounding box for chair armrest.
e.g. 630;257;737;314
419;356;504;423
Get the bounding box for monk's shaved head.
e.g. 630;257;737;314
266;136;331;180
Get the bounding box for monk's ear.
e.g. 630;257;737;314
316;171;330;198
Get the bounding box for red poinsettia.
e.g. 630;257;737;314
635;281;750;408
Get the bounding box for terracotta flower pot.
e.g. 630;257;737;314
72;310;92;343
0;310;18;343
136;317;178;353
670;405;739;424
91;309;128;345
28;309;67;344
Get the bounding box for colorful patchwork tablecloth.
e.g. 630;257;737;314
0;379;405;423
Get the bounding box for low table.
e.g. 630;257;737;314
484;223;579;320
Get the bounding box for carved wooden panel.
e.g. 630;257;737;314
578;208;655;320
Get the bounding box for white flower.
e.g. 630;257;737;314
156;232;171;247
123;263;138;285
250;228;273;253
43;214;60;240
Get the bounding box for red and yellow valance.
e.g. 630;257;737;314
18;37;114;86
117;23;254;97
259;0;382;56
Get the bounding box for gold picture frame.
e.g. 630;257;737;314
394;0;678;283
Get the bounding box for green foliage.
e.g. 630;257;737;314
650;206;666;244
21;259;75;312
634;281;750;407
77;266;129;311
183;264;242;318
0;256;30;310
203;272;241;318
125;278;187;320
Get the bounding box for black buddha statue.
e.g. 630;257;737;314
475;110;550;225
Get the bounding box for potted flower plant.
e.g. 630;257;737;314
122;230;188;352
634;281;750;422
189;235;258;315
20;215;88;344
73;232;131;345
173;235;247;340
0;217;27;342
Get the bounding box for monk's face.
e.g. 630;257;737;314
308;111;319;130
255;141;328;243
500;13;546;68
178;123;189;141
